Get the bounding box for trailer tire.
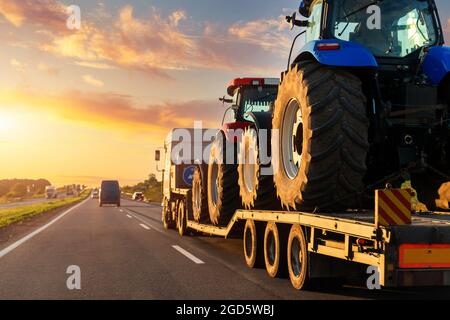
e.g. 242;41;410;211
207;138;240;226
272;61;369;210
243;219;264;268
192;167;209;222
238;128;279;210
264;222;288;278
162;198;173;230
177;200;187;237
287;224;310;290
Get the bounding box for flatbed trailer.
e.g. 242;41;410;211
182;190;450;289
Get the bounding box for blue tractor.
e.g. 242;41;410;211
272;0;450;211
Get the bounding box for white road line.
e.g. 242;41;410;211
126;214;133;219
172;245;205;265
140;224;151;230
0;198;90;259
123;209;166;235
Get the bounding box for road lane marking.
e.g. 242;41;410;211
123;209;166;235
140;224;151;230
172;245;205;264
0;198;90;259
126;214;133;219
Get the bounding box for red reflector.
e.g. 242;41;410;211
357;238;367;246
316;43;341;51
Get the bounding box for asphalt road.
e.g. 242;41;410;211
1;198;450;300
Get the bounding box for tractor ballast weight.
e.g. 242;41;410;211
272;0;450;211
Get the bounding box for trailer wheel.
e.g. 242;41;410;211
162;198;172;230
243;219;264;268
177;200;187;237
272;61;369;210
207;138;240;226
238;128;279;210
287;224;310;290
264;222;287;278
192;167;209;222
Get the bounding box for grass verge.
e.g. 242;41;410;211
0;189;91;228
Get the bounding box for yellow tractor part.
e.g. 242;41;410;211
400;180;429;212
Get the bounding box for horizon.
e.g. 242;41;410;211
1;0;450;186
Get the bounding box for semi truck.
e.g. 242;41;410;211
155;0;450;290
45;186;57;199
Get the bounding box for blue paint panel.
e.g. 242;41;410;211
423;46;450;85
183;166;196;186
296;39;378;68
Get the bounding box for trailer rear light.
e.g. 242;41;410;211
316;43;341;51
356;238;368;246
399;244;450;269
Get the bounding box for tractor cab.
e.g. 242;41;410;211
220;78;279;141
298;1;443;54
294;1;444;86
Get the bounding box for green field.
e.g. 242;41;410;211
0;190;91;228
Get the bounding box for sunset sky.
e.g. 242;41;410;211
0;0;449;186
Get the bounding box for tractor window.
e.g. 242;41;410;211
306;0;323;41
330;0;438;58
240;87;278;122
395;9;436;57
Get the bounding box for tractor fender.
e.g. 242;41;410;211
423;46;450;86
293;39;378;68
245;111;273;157
245;111;273;131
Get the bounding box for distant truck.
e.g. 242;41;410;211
45;186;57;199
65;184;79;197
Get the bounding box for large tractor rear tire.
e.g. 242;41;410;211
237;128;279;210
192;167;209;222
207;138;240;226
272;61;369;210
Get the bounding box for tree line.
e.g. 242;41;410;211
0;179;51;199
122;174;162;203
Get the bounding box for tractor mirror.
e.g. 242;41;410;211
287;12;297;30
155;150;161;162
286;11;309;29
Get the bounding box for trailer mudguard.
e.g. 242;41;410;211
294;39;378;68
423;46;450;86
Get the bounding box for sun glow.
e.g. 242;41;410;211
0;112;17;132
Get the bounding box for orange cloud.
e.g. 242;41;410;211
82;74;104;88
0;0;66;29
228;16;291;55
1;1;289;78
0;89;222;134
